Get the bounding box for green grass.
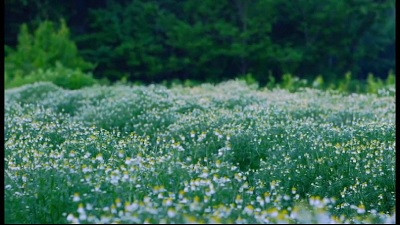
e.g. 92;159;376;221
4;81;395;224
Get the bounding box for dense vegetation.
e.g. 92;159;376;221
4;1;396;224
4;18;396;92
5;81;395;223
5;0;395;84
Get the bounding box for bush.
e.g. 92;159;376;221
6;63;97;90
312;75;324;89
5;19;93;82
239;73;258;86
280;73;308;92
337;72;364;93
366;73;384;94
385;70;395;86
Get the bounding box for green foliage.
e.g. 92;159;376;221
78;1;172;81
6;63;97;90
5;81;396;223
74;0;281;82
312;75;324;89
336;72;365;93
76;0;394;83
4;0;76;46
280;73;308;92
385;70;395;86
161;79;202;88
4;0;395;87
265;73;277;90
366;73;384;94
332;72;394;94
183;79;201;87
262;72;394;95
239;73;258;86
5;20;93;82
337;72;353;93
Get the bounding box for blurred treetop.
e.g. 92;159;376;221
5;0;395;84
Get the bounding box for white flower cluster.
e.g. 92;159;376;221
5;81;395;224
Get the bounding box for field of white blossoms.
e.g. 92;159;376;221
5;81;396;224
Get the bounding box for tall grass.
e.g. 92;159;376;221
5;81;395;223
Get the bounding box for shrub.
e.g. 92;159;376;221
265;73;277;90
337;72;364;93
385;70;395;86
366;73;384;94
280;73;308;92
239;73;258;86
5;19;93;83
6;63;97;90
312;75;324;89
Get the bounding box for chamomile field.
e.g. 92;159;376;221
4;81;396;224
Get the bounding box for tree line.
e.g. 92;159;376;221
5;0;395;85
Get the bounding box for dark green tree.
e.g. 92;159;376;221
5;0;395;84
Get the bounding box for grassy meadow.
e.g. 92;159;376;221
4;81;396;224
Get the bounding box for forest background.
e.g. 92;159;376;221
4;0;396;92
